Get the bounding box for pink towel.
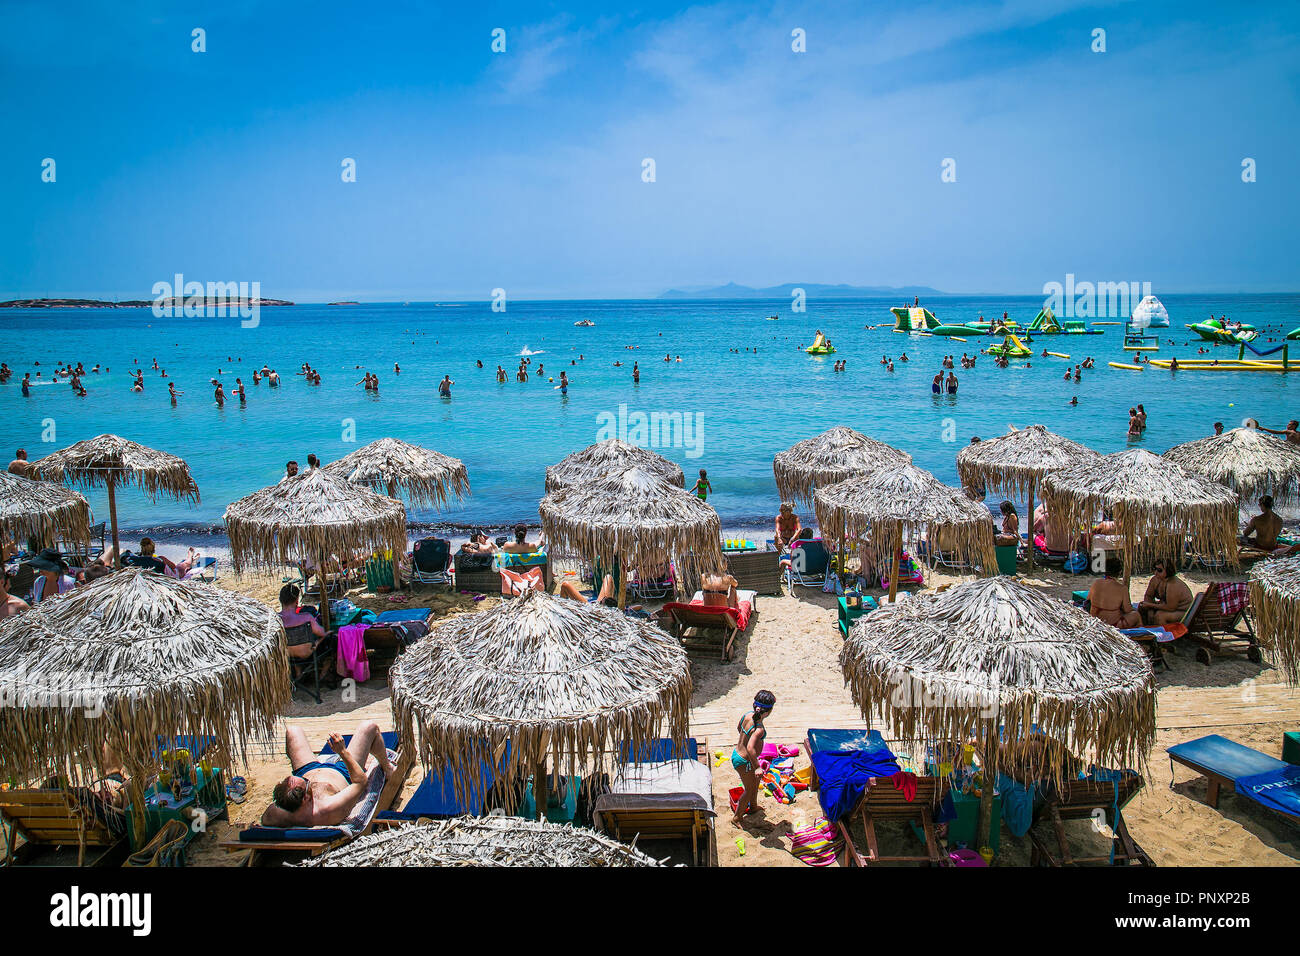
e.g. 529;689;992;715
335;623;371;682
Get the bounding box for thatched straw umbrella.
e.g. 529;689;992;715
31;434;199;567
1164;426;1300;506
814;463;997;602
1249;556;1300;686
324;437;469;587
0;568;288;838
224;468;406;627
0;470;92;549
539;466;722;605
390;588;690;820
773;426;911;508
956;425;1100;569
1041;448;1240;585
544;439;685;493
302;816;661;867
841;576;1155;852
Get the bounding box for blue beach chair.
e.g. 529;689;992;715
1167;734;1300;823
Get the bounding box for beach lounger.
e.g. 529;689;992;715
1181;581;1259;665
219;732;412;864
656;590;756;661
360;607;432;676
593;737;716;866
376;743;511;825
0;785;126;867
784;539;829;591
455;552;552;593
410;537;452;587
629;568;675;600
1167;734;1300;823
1028;771;1152;866
724;549;783;595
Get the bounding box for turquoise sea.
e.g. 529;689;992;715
3;295;1298;537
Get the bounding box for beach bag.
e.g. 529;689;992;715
1064;551;1089;574
821;572;844;595
788;818;841;867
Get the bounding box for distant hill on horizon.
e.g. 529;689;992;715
658;281;945;299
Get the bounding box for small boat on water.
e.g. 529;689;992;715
766;315;779;320
574;320;595;326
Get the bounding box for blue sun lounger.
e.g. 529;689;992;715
1167;734;1300;821
377;743;511;822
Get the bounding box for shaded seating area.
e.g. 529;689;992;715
593;737;715;866
1168;734;1300;823
1028;771;1152;866
1181;581;1260;665
0;784;125;867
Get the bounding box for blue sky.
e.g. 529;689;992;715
2;0;1297;300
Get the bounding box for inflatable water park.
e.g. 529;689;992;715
805;330;836;354
889;305;1102;337
984;333;1033;358
1187;317;1258;344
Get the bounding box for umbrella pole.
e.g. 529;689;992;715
1123;528;1134;589
1027;484;1035;571
976;724;996;857
617;566;627;610
319;550;331;630
888;548;900;603
387;479;403;591
534;759;548;822
106;476;120;568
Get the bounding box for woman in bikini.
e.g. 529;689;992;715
1086;557;1141;628
732;690;776;825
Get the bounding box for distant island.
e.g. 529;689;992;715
327;301;360;306
0;297;294;308
658;282;943;299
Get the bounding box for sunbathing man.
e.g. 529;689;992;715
1138;558;1193;626
774;502;801;551
263;721;397;827
1086;557;1141;628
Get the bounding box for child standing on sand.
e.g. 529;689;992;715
691;469;712;501
732;690;775;825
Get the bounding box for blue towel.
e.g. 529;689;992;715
1236;765;1300;818
375;607;432;623
812;747;901;822
996;773;1037;837
239;825;346;842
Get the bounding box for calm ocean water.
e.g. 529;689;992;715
2;295;1298;536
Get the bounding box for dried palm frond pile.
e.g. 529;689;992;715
0;569;288;785
0;471;91;547
31;433;199;502
324;437;470;511
814;463;996;570
1249;555;1300;686
302;816;661;867
840;576;1155;783
223;467;407;572
545;439;684;493
955;424;1098;499
1164;426;1300;504
390;589;690;810
774;426;911;508
1041;448;1240;570
540;466;723;584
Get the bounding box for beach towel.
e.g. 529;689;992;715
500;566;543;595
811;746;902;822
996;773;1038;837
788;818;841;866
1236;765;1300;818
1217;581;1249;617
335;623;371;682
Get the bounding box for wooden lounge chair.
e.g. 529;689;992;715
1167;734;1300;824
219;732;413;865
593;738;715;867
657;591;756;662
0;786;126;867
839;776;946;867
454;553;551;593
1028;773;1153;866
724;550;783;595
1181;581;1259;665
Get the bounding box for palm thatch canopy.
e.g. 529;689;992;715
774;426;912;508
1163;426;1300;505
1248;556;1300;687
223;467;407;573
390;588;691;809
813;463;997;571
323;437;470;511
956;425;1099;499
544;439;685;493
1041;449;1240;570
540;466;723;582
0;471;92;547
302;816;660;867
0;569;288;785
31;433;199;502
840;577;1156;781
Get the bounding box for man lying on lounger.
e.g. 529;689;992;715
263;720;397;827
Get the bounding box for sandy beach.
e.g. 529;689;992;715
183;560;1299;868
